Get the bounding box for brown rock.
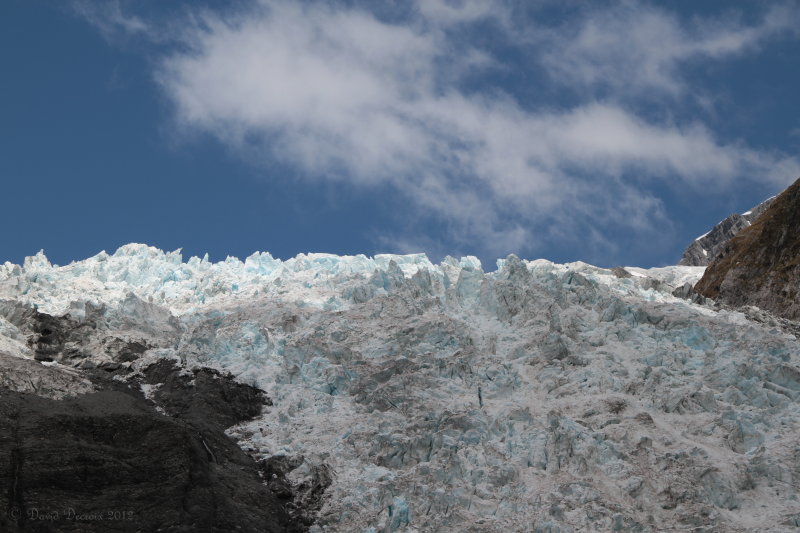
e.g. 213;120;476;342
679;197;775;266
694;178;800;320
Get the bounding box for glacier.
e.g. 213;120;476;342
1;243;799;532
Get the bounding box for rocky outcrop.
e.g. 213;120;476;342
679;196;775;266
0;309;307;533
0;382;300;532
0;350;93;399
694;178;800;320
140;359;270;430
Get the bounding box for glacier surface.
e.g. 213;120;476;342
2;244;799;532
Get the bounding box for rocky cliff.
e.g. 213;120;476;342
0;303;316;533
695;177;800;321
679;196;774;266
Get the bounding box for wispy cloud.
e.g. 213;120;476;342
75;0;800;263
416;0;496;27
538;2;800;98
72;0;148;41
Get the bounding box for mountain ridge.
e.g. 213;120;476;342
679;195;775;266
695;177;800;321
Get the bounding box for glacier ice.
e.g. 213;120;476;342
1;243;800;531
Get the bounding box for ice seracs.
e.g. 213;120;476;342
2;244;799;531
1;244;696;317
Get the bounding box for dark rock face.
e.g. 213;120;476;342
0;351;93;400
0;355;305;532
679;196;775;266
26;312;86;363
0;386;300;532
695;178;800;320
0;299;326;532
141;360;270;430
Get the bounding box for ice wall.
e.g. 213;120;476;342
3;244;798;531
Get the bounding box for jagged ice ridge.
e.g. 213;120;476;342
1;244;799;532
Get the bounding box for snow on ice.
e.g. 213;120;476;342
1;244;799;531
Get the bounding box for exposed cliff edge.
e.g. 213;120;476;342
695;178;800;321
0;305;312;533
679;196;775;266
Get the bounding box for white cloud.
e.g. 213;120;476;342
539;2;800;97
415;0;495;27
73;0;148;40
78;0;800;261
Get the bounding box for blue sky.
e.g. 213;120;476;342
2;0;799;269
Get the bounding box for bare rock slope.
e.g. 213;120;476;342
679;196;774;266
0;303;309;533
695;177;800;321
